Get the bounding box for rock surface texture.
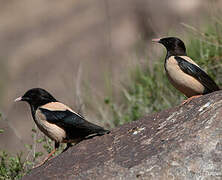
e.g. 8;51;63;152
23;91;222;180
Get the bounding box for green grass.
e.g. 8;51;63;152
0;126;65;180
0;151;26;180
103;58;184;127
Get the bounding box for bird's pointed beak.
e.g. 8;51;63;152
152;38;161;43
14;96;22;102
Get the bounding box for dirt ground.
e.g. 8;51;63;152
0;0;219;153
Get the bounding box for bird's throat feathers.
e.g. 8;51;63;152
166;49;187;59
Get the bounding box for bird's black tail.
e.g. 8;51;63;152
83;129;110;140
97;129;110;135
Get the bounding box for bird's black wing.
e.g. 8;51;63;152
39;108;109;139
39;108;84;126
174;56;220;93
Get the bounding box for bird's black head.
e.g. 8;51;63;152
15;88;57;110
152;37;186;57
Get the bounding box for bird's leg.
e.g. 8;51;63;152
43;142;60;161
34;142;59;168
181;95;202;105
62;143;73;153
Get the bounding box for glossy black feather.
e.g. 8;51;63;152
39;108;84;125
174;56;220;93
39;108;109;140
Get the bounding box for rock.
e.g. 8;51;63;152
22;91;222;180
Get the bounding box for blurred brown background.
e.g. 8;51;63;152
0;0;220;153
